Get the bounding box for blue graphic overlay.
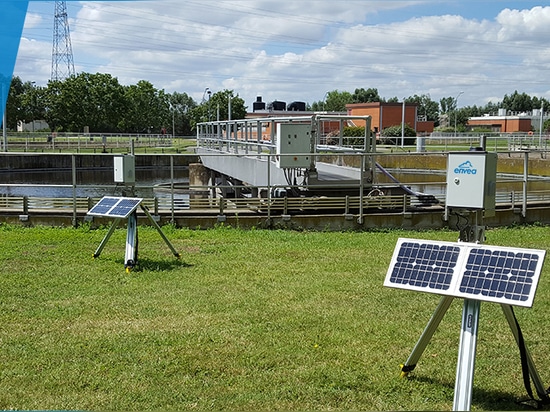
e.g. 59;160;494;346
1;0;133;127
0;1;29;124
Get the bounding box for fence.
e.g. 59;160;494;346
1;150;550;226
1;132;194;153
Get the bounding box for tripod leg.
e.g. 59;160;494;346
140;204;180;258
93;218;121;258
501;304;547;399
401;295;454;377
453;298;481;411
125;212;138;272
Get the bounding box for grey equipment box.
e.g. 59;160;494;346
276;123;312;168
446;151;497;210
114;155;136;184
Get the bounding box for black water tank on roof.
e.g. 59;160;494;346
287;101;306;111
253;96;266;111
269;100;286;111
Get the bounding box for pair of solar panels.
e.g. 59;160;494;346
384;238;545;307
87;196;143;219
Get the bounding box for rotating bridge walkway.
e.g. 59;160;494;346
195;114;377;196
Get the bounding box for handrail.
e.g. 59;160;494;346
1;150;550;224
3;189;550;217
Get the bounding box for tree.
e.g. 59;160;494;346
19;82;47;132
406;94;439;122
502;90;533;112
439;96;456;114
352;87;381;103
209;89;246;121
5;76;25;130
188;89;246;130
168;91;196;136
481;101;500;115
122;80;169;133
310;90;353;112
44;72;126;132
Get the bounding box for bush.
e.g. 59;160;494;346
380;124;416;145
326;126;372;147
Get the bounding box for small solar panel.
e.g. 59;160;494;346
88;196;142;219
385;238;545;307
389;241;460;291
460;248;541;305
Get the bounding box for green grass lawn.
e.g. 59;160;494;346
1;224;549;410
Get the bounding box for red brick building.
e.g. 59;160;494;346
467;115;533;133
346;102;434;135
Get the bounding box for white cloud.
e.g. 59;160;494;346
23;11;43;30
497;6;550;42
13;1;550;107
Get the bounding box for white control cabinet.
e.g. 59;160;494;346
114;155;136;184
446;152;497;210
276;123;311;168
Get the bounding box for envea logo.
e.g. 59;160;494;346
454;160;477;175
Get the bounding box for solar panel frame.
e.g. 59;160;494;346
87;196;143;219
384;238;545;307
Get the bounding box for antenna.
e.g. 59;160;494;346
51;1;75;81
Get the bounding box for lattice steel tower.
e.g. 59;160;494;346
51;1;75;81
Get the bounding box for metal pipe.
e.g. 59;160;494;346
521;151;529;217
72;154;77;227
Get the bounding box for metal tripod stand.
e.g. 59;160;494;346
93;203;180;272
399;210;546;410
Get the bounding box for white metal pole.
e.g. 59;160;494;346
401;99;405;147
454;91;464;138
539;102;543;149
453;298;481;411
172;105;175;137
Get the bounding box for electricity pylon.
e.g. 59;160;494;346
51;1;75;81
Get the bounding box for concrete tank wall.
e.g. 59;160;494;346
0;153;199;171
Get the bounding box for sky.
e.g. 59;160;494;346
12;0;550;110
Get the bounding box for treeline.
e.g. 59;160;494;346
5;73;246;135
6;75;550;134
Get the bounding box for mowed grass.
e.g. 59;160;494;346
1;224;549;411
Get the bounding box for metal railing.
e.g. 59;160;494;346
2;132;188;153
1;151;550;225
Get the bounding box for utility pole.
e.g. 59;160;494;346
454;91;464;137
51;1;75;81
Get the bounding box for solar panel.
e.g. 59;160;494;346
460;247;540;305
384;238;545;307
88;196;143;219
388;241;460;291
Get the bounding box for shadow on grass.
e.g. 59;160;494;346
116;258;194;272
410;375;544;411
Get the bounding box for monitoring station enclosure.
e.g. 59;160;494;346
88;155;180;272
446;151;497;212
384;149;549;410
275;123;312;169
114;154;136;184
